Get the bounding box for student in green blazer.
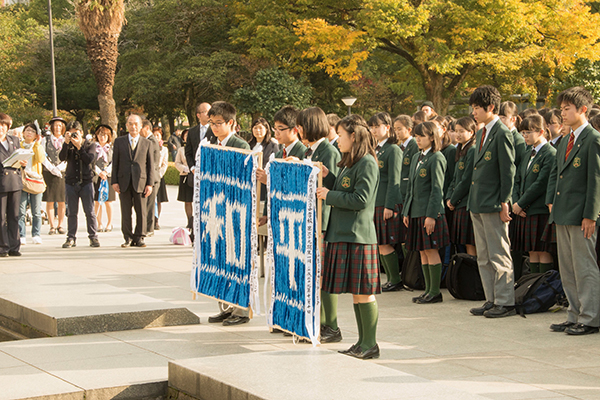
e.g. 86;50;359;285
393;115;418;243
317;114;381;359
402;122;449;304
511;115;556;274
368;112;403;292
326;113;342;156
446;117;477;256
467;86;517;319
546;87;600;336
433;116;457;200
297;107;341;344
204;102;251;327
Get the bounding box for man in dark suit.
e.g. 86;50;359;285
112;114;155;248
185;102;215;169
0;113;24;256
140;120;161;237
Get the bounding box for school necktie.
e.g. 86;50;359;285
400;145;406;152
479;127;487;152
375;145;381;152
565;131;575;161
282;149;287;158
304;148;313;158
527;149;536;169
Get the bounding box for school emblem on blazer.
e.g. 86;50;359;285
378;159;384;168
419;168;427;178
458;161;465;170
573;157;581;168
403;157;410;165
484;151;492;161
341;176;351;188
532;164;540;173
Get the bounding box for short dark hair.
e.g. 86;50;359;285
394;115;413;131
455;117;477;161
469;85;501;114
499;101;523;130
326;113;341;127
208;101;236;123
368;112;397;144
142;119;153;129
557;86;593;111
66;121;82;132
22;123;38;135
273;105;298;128
520;114;549;140
544;108;562;126
249;117;272;147
297;107;329;142
413;121;442;153
0;113;12;129
412;110;427;124
336;114;377;169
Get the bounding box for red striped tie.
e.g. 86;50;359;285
479;127;487;152
282;149;287;158
565;131;575;162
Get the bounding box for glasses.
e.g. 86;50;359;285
208;121;226;127
272;126;291;133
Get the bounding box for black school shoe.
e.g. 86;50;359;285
208;310;232;323
416;293;442;304
382;282;404;292
222;315;250;326
470;301;494;316
350;344;380;360
565;323;599;336
412;292;427;303
550;321;576;332
320;325;342;343
338;343;360;355
483;305;516;318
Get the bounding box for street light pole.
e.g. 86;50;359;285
341;96;357;116
47;0;58;117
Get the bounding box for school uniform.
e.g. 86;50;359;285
396;137;419;241
323;154;380;295
446;142;476;246
546;123;600;329
468;117;516;308
511;141;556;252
374;140;402;245
402;149;449;251
440;145;457;199
550;135;563;149
305;138;340;232
330;137;342;156
274;140;306;159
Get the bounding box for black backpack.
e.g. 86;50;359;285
446;253;486;301
514;271;565;317
401;250;425;290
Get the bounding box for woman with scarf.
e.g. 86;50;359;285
93;125;115;232
43;117;67;235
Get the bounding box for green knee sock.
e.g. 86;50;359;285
529;262;540;274
421;264;431;295
384;251;401;285
428;263;442;296
321;291;338;330
358;301;378;351
379;254;391;283
353;303;362;347
320;302;326;325
540;263;553;273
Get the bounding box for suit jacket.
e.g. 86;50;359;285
325;154;379;244
399;138;419;206
147;134;161;185
513;142;556;215
250;139;280;168
546;124;600;225
403;151;447;219
467;119;515;213
111;135;154;193
224;134;250;150
447;145;476;209
311;139;341;231
512;128;528;200
185;124;215;168
274;141;306;159
375;141;402;209
440;144;457;198
0;135;23;193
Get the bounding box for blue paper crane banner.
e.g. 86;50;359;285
191;144;260;314
266;159;321;345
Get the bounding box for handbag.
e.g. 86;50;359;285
22;169;46;194
98;178;109;204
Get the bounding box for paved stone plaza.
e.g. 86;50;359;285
0;186;599;400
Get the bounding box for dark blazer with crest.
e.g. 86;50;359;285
375;141;402;209
0;135;23;193
399;138;419;206
311;139;340;231
546;124;600;225
447;144;475;209
467;118;515;214
513;142;556;216
274;141;306;159
111;135;155;193
403;150;447;219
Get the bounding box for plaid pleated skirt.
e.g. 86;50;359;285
512;213;552;252
451;207;475;246
394;203;406;243
405;215;450;251
374;206;401;245
322;242;381;295
540;220;558;254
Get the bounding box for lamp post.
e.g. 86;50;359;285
341;96;357;116
48;0;58;117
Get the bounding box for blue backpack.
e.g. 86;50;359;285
514;270;566;317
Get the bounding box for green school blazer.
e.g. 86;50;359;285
513;142;556;216
546;124;600;225
375;142;402;209
441;144;457;198
225;135;250;150
399;138;419;206
403;151;447;219
325;154;379;244
511;128;528;202
312;139;341;231
467;119;515;213
274;141;307;159
447;145;475;209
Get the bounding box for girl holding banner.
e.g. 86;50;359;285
317;114;381;360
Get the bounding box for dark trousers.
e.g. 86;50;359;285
0;190;21;253
119;184;146;241
145;182;159;235
66;182;98;240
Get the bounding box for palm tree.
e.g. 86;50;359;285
76;0;124;131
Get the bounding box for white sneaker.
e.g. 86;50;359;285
20;237;26;245
32;236;42;244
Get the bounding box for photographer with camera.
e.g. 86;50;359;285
59;121;100;248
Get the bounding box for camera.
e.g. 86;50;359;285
70;132;78;139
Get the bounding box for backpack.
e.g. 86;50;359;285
446;253;486;301
401;250;425;290
514;270;565;317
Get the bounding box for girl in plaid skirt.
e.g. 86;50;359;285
512;115;556;273
368;112;403;292
446;117;477;256
317;115;381;360
402;122;450;304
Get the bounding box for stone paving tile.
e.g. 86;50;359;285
0;365;83;400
